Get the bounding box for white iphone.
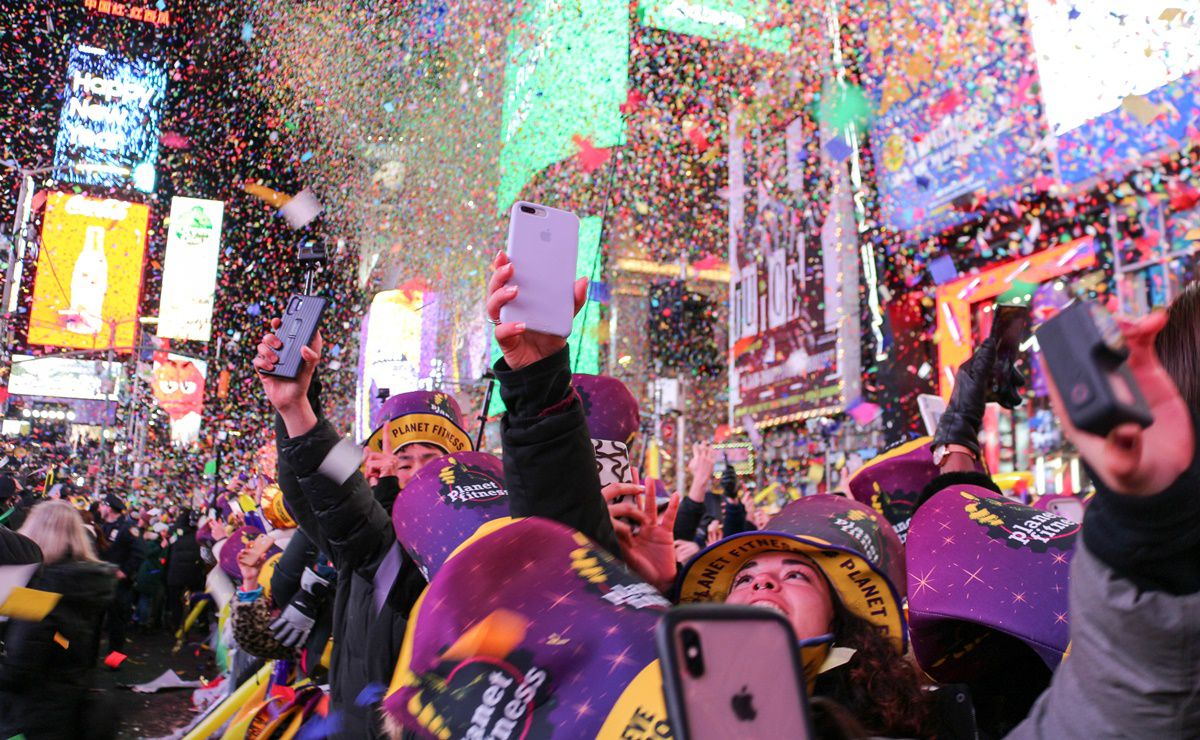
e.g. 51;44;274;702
501;201;580;338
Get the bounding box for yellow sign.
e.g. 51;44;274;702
29;192;149;351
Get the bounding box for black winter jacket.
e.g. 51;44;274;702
494;346;620;555
0;559;117;740
276;408;425;740
100;516;143;580
165;523;205;591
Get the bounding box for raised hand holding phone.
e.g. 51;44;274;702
253;317;322;437
487;202;588;371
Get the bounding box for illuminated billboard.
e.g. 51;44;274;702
152;353;207;445
862;0;1046;235
157;197;224;342
637;0;792;53
355;288;442;442
7;354;124;401
497;0;628;213
1027;0;1200;184
29;192;149;352
53;45;167;193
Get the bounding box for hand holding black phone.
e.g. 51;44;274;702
258;294;327;379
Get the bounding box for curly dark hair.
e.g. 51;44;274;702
814;598;934;738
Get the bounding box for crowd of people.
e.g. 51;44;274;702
0;267;1196;739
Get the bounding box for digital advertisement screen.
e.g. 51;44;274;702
862;0;1046;236
355;288;441;442
29;192;149;352
7;354;124;401
152;353;207;445
1027;0;1200;185
157;197;225;342
637;0;791;52
53;45;168;193
497;0;628;214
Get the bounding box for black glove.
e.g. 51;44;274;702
990;359;1027;410
933;338;997;456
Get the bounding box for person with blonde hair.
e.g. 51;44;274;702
0;500;119;740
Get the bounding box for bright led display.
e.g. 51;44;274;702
157;197;225;342
29;192;149;352
53;45;167;192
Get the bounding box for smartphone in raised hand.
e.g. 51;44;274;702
259;294;327;379
657;605;813;740
989;302;1031;400
500;201;580;338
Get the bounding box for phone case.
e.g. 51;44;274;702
260;294;328;379
501;201;580;338
657;605;812;740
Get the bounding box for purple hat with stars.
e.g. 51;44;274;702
366;390;473;456
573;374;640;487
906;484;1077;683
391;451;511;581
847;436;940;544
382;517;673;738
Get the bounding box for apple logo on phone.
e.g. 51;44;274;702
540;230;552;242
731;686;757;721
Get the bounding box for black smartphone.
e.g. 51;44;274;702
1035;301;1153;437
990;303;1031;396
657;605;812;740
259;294;327;379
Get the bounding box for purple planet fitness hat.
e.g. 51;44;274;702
787;494;906;598
677;496;907;655
366;390;473;455
847;436;941;543
391;452;511;581
383;517;673;739
217;525;280;582
906;484;1077;683
573;374;640;487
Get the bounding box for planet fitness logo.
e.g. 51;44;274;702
960;492;1078;552
437;457;507;508
569;532;670;611
413;650;555;740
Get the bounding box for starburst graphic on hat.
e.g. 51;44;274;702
605;645;634;674
912;566;939;596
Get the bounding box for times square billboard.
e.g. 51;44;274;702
28;192;149;352
53;45;167;193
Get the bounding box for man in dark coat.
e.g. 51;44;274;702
254;328;472;740
98;494;141;654
163;511;205;631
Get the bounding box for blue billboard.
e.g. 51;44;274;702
53;46;168;193
862;0;1048;238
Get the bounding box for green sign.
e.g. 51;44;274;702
488;216;604;415
637;0;792;53
497;0;629;214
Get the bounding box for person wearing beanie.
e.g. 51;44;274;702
253;319;470;740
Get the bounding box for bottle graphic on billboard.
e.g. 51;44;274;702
64;225;108;334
